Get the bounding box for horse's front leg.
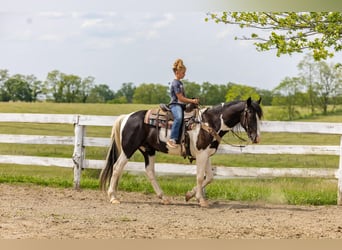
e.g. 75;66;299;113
185;157;214;206
187;153;213;207
144;154;171;205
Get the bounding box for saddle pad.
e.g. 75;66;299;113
144;108;197;130
144;109;172;129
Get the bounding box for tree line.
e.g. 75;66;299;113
0;54;341;120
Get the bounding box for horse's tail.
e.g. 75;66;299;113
99;115;126;191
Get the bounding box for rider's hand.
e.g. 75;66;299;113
193;98;199;105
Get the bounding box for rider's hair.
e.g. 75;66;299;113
172;58;186;73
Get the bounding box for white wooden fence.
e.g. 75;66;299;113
0;113;342;204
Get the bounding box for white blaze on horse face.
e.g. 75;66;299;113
255;113;261;143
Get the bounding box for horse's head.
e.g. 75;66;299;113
240;97;263;144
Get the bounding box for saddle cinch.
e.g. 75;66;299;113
144;103;199;162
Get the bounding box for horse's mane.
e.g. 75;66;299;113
218;100;263;118
201;100;263;132
206;100;262;116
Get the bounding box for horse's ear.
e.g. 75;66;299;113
246;97;252;107
257;97;262;104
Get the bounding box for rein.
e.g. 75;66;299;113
200;123;221;143
197;103;251;148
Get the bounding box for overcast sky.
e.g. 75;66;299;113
1;1;341;91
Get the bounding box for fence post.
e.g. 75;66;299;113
337;136;342;205
72;115;86;190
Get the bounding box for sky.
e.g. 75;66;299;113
1;1;341;91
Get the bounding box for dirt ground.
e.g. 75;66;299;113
1;183;342;239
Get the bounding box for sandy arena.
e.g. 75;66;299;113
1;183;342;239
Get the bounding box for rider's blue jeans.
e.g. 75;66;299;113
170;104;183;142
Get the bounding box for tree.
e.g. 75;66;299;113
25;75;43;102
133;83;169;104
298;54;342;114
315;61;341;114
44;70;94;103
297;54;318;114
0;69;9;86
182;80;201;100
257;89;273;106
206;12;342;60
200;81;228;105
1;74;33;102
78;76;95;103
87;84;115;103
114;82;136;103
272;77;303;120
0;70;10;101
225;83;260;102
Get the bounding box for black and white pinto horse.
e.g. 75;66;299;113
100;97;263;207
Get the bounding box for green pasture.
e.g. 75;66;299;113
0;102;341;205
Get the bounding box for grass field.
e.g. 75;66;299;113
0;102;341;205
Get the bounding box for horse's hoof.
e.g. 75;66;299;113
199;199;210;208
160;198;172;205
110;198;121;204
185;191;193;202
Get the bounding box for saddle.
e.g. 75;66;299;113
144;103;199;162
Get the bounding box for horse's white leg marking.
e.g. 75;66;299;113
107;153;128;204
186;156;213;205
194;151;211;207
145;155;171;205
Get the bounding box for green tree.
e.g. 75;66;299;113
25;75;43;102
272;77;303;120
44;70;94;103
206;12;342;60
78;76;95;103
87;84;114;103
133;83;168;104
182;80;201;100
200;82;228;105
60;74;82;103
0;70;10;101
44;70;65;102
298;54;342;114
225;83;260;102
315;61;341;114
257;89;272;106
1;74;33;102
0;69;9;86
114;82;136;103
297;54;318;114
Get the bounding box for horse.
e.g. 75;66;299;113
100;97;263;207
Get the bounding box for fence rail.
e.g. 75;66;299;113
0;113;341;204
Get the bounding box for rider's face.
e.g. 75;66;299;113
175;69;186;80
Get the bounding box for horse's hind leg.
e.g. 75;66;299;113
144;153;171;205
108;153;128;204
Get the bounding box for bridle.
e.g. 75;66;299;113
241;105;250;134
222;105;255;147
197;104;254;146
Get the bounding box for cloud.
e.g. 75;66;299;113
79;12;176;46
37;33;64;42
153;13;174;29
136;13;174;41
216;28;231;40
38;11;65;19
81;18;103;28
